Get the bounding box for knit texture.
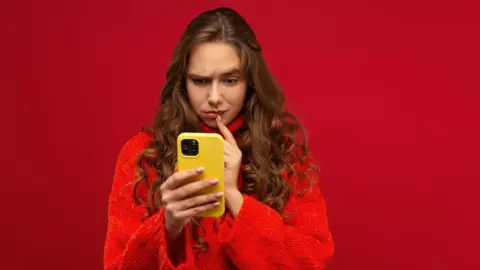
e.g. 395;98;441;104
104;117;334;269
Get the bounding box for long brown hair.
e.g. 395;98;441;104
132;7;317;252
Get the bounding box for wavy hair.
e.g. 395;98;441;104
131;7;318;253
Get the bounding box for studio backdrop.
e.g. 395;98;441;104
2;0;479;269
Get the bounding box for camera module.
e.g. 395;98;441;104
181;139;199;156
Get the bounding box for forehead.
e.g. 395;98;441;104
188;42;241;76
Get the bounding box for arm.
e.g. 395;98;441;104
217;170;334;269
103;133;194;270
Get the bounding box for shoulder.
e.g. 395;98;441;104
278;116;318;185
120;131;153;153
110;131;153;196
279;117;311;170
116;131;153;169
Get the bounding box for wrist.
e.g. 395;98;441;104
224;189;243;217
225;188;241;197
165;219;183;240
165;223;186;266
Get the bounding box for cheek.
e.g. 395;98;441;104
186;87;203;108
226;86;247;108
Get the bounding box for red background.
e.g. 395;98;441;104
1;0;479;269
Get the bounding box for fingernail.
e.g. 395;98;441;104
214;192;223;198
216;115;221;121
213;202;220;206
196;167;204;173
209;179;219;185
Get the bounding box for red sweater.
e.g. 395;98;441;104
104;119;334;269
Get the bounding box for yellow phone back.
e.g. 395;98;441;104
177;132;225;217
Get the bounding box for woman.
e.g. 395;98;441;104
104;7;334;270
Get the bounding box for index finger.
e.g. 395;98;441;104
162;166;204;191
216;115;237;146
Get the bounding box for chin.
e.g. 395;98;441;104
201;116;231;128
201;118;219;128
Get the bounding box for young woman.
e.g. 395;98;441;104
104;7;334;270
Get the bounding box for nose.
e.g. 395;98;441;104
207;80;223;106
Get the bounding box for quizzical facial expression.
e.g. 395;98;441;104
186;42;247;128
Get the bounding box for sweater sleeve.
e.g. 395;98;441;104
103;133;195;270
217;166;334;269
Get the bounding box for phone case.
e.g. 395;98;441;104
177;132;225;217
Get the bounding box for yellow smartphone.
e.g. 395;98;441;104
177;132;225;217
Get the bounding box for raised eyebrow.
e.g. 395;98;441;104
219;68;241;77
187;68;241;79
187;73;211;80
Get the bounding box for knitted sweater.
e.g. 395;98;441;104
104;118;334;269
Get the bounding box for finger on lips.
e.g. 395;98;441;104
216;115;237;146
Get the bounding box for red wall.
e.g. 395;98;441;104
2;0;479;269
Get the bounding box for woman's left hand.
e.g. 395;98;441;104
216;115;242;191
216;115;244;216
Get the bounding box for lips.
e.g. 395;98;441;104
203;111;225;119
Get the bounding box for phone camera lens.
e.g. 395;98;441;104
181;139;199;156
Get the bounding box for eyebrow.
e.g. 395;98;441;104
187;68;241;79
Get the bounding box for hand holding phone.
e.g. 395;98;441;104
176;132;225;217
160;167;223;237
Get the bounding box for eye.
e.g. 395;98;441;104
192;79;210;86
224;78;239;86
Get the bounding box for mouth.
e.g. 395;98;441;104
203;110;226;119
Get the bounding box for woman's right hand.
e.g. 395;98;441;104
160;167;223;238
